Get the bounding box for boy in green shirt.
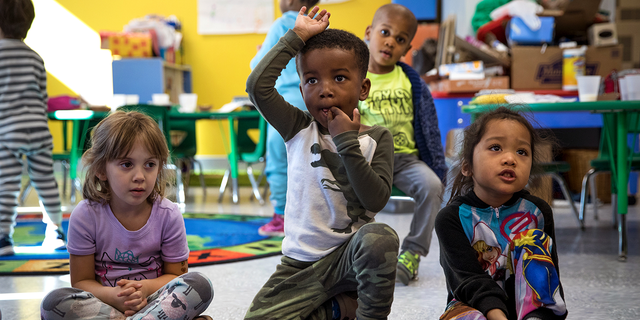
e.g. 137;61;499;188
360;3;447;285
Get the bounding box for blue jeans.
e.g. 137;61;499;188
265;89;305;215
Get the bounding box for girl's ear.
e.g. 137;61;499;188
96;171;107;181
461;160;472;177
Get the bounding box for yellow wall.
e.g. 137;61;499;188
48;0;391;156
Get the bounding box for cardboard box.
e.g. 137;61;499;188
100;31;152;58
510;45;623;90
616;1;640;69
431;76;510;93
542;0;602;39
588;23;618;47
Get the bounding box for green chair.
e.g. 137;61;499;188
118;104;186;205
218;115;267;205
579;112;640;229
536;161;581;227
170;119;207;199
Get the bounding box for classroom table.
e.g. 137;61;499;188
462;100;640;261
48;109;262;205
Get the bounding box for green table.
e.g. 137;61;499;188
48;109;262;205
462;101;640;261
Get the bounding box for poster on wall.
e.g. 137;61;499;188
197;0;274;35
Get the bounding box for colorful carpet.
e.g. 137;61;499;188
0;213;282;275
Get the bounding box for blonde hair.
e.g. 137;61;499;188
82;111;170;204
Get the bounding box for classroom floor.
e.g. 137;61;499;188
1;183;640;320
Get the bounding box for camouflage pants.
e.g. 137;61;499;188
245;222;399;320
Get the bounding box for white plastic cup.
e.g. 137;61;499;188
178;93;198;113
125;94;139;105
576;75;601;102
620;77;628;101
625;75;640;101
110;94;127;110
152;93;170;105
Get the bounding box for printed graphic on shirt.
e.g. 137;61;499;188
458;198;545;283
359;85;416;154
361;88;412;131
310;143;370;234
97;250;163;286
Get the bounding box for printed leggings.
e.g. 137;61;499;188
0;129;61;237
244;222;399;320
440;229;567;320
40;272;214;320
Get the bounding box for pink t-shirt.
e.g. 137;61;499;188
67;197;189;287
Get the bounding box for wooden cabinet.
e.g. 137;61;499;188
112;58;192;104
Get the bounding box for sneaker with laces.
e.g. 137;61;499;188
258;214;284;237
397;250;420;285
43;224;67;251
0;235;14;256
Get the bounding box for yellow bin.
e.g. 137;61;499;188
562;47;586;91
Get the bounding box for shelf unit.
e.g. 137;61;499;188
112;58;192;104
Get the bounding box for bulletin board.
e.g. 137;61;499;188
197;0;274;35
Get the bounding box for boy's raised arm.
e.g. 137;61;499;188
292;6;330;42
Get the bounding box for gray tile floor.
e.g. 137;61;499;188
2;186;640;319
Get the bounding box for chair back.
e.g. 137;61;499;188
237;116;267;163
170;119;198;158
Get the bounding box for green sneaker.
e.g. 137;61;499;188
397;250;420;285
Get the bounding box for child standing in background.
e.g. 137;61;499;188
250;0;319;237
359;3;447;285
40;111;213;320
0;0;65;255
245;6;398;320
436;107;568;320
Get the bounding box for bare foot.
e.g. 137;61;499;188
193;316;213;320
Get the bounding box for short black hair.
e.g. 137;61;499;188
0;0;35;40
303;0;320;8
297;28;370;79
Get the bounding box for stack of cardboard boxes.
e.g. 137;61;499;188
430;0;635;93
616;0;640;70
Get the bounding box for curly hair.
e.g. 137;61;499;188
0;0;35;40
82;111;171;205
302;0;320;8
297;28;370;80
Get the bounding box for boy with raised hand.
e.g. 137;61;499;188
245;6;398;320
359;4;447;286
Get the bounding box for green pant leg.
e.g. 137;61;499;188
245;222;399;320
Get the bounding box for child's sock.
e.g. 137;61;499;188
43;224;66;251
331;297;341;320
331;292;358;320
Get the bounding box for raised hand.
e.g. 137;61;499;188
327;107;361;137
292;6;330;42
